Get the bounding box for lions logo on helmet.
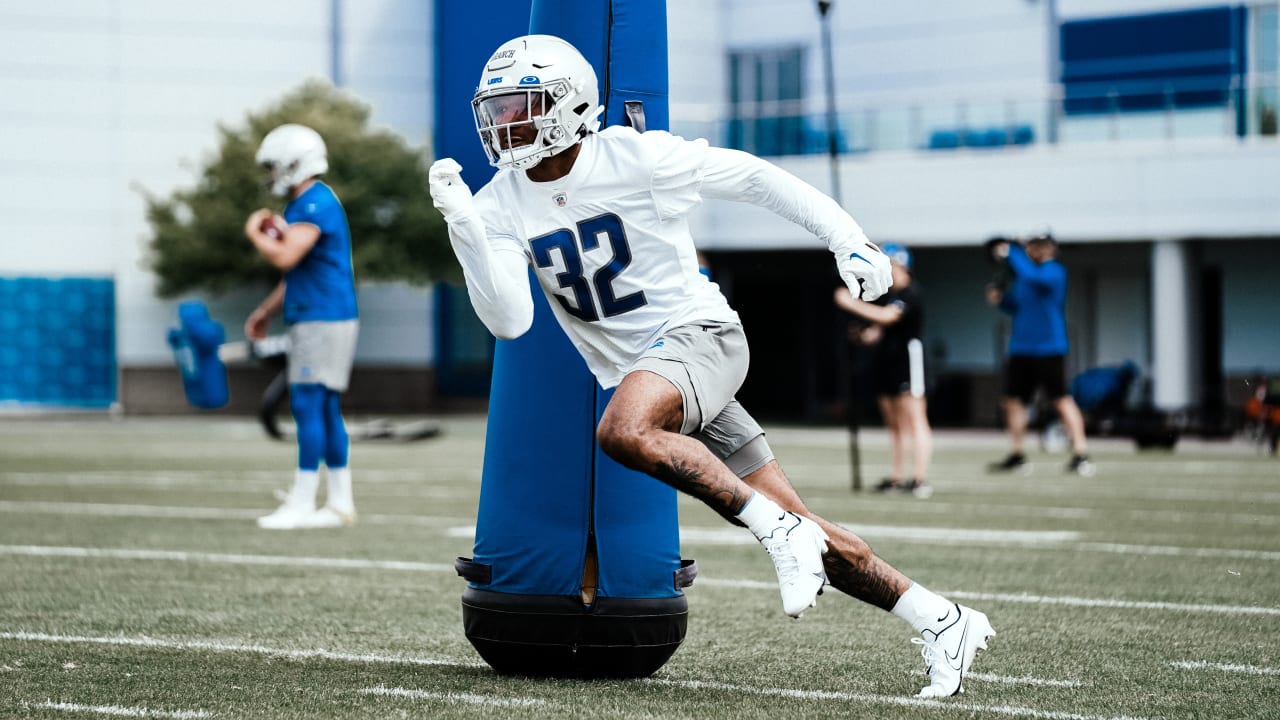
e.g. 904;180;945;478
471;35;604;171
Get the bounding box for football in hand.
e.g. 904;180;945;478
259;215;286;240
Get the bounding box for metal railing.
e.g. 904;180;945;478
669;75;1279;156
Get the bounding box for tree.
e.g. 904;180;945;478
142;80;457;298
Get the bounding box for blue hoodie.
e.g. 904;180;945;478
999;243;1068;356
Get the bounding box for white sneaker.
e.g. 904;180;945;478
256;501;318;530
756;512;829;618
308;506;357;528
913;604;996;697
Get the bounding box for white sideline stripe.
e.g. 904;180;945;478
0;632;483;668
0;501;261;520
28;701;212;719
1171;660;1280;676
943;591;1280;616
0;545;452;573
1076;542;1280;561
360;687;544;707
0;501;459;527
646;679;1148;720
966;672;1084;688
447;524;1081;545
0;472;478;493
691;579;1280;616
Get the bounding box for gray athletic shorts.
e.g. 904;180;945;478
288;319;359;391
629;322;775;477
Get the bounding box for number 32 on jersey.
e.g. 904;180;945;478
530;212;647;322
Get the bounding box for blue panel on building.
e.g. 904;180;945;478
0;277;116;407
1061;6;1247;115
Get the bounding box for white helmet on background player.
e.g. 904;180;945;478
472;34;603;170
256;124;328;197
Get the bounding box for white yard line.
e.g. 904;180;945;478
966;673;1085;688
359;687;544;707
943;591;1280;617
13;493;1280;528
1075;542;1280;561
3;542;1278;616
682;524;1082;545
690;580;1280;616
956;483;1280;505
645;678;1149;720
0;501;262;520
448;524;1079;545
1170;660;1280;676
1;632;1107;718
0;631;483;668
452;523;1278;561
27;701;212;719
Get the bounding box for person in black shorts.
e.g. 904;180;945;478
835;244;933;497
985;235;1093;475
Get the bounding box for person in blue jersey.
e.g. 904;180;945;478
986;234;1093;476
835;244;934;498
243;123;360;529
429;34;994;698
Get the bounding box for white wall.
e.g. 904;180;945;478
0;0;435;366
687;137;1280;248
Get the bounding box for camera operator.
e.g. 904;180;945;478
986;234;1094;476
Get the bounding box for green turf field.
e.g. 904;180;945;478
2;415;1277;719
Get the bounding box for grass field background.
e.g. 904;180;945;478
2;414;1277;719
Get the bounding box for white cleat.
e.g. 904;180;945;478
308;506;357;528
913;604;996;698
256;502;318;530
756;512;830;618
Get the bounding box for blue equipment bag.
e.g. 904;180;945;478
166;300;229;410
1071;361;1139;415
442;0;693;679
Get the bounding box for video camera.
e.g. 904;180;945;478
984;235;1016;293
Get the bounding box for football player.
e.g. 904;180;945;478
429;35;993;697
244;124;359;530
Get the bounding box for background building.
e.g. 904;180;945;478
2;0;1277;431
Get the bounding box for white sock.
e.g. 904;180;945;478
735;492;788;539
891;582;956;634
286;470;320;510
325;466;354;514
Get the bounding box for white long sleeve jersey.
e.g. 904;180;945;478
449;126;876;389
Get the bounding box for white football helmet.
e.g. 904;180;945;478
256;124;328;197
472;34;603;170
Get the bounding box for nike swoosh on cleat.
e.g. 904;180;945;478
943;623;969;671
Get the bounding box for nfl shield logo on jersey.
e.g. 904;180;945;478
553;191;567;207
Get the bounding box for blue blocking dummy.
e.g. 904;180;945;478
444;0;694;679
166;300;229;410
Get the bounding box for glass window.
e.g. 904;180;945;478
1252;3;1278;134
727;46;808;156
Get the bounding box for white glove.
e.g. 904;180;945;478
836;241;892;300
428;158;475;222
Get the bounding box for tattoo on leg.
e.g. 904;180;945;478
823;551;903;611
654;456;747;516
